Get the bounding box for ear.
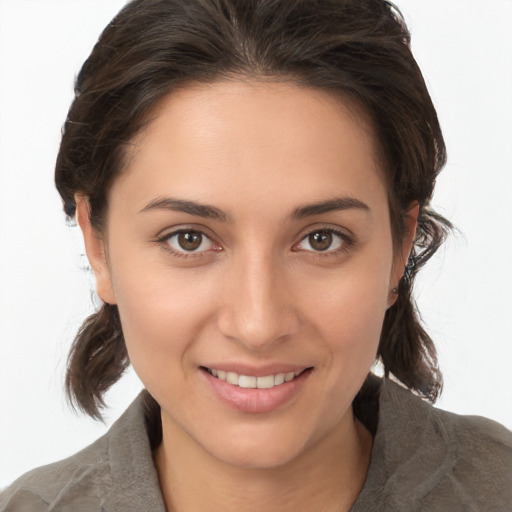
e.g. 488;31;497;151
75;195;117;305
389;202;419;304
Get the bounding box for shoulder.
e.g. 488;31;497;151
426;405;512;510
0;391;165;512
438;405;512;459
0;429;111;511
377;380;512;511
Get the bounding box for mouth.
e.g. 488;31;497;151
201;366;313;413
201;367;311;389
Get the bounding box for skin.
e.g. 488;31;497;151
77;79;417;512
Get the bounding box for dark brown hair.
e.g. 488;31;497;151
56;0;450;419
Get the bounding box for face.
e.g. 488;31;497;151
79;80;413;469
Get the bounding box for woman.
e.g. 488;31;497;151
1;0;511;510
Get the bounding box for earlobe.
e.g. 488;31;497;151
75;195;117;305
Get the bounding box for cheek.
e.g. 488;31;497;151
307;270;389;419
320;285;386;365
110;261;218;382
302;252;392;366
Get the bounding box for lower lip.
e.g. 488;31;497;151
202;369;312;414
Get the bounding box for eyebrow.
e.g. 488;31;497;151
292;196;370;218
139;197;229;221
139;195;370;221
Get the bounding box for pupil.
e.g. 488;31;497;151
178;231;202;251
309;231;332;251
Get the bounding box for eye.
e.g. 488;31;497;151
164;229;217;255
295;229;347;253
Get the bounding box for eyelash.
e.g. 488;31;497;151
156;227;353;259
293;227;353;256
157;229;219;259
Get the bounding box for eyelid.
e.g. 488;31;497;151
155;224;354;259
156;226;222;257
292;226;353;254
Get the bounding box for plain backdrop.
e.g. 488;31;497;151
1;0;511;488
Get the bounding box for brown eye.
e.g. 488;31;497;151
308;231;333;251
165;229;217;255
295;229;345;253
178;231;203;251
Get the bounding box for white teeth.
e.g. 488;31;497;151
284;372;295;382
239;375;257;388
256;375;275;389
274;373;285;385
208;368;305;389
226;372;239;385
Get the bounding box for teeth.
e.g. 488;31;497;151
207;368;304;389
274;373;285;385
239;375;257;388
284;371;295;382
226;372;239;385
256;375;275;389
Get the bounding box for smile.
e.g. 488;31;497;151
205;368;306;389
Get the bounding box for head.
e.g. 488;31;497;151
57;0;449;431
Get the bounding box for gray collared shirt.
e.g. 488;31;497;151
1;379;511;511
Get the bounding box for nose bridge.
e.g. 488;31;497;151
218;248;297;349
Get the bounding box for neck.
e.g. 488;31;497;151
154;410;372;512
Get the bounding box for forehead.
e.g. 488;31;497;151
114;79;387;218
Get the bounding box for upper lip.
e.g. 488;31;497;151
200;363;311;377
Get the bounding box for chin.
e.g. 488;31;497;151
193;414;326;471
207;436;307;470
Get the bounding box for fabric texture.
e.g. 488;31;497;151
1;379;511;511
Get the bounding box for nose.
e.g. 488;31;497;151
217;252;300;351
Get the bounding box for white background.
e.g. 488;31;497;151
1;0;511;488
